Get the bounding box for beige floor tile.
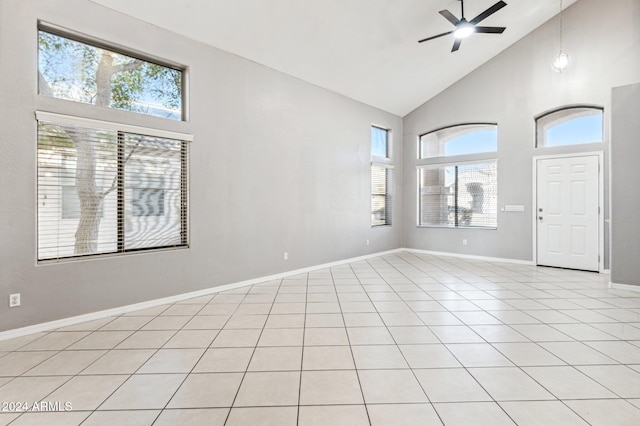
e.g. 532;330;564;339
305;313;345;328
19;332;90;351
24;350;106;376
414;368;492;402
80;349;154;375
446;343;514;367
469;367;555;401
343;313;384;327
303;346;355;370
523;366;618;399
115;330;176;349
499;401;589;425
577;365;640;398
67;331;133;350
585;341;640;364
167;372;243;408
193;347;253;373
0;351;56;376
0;334;47;352
399;344;461;368
197;304;238;316
141;315;191;330
175;295;214;304
183;315;229;330
306;302;341;314
162;329;219;348
300;370;364;405
551;323;618;341
7;412;90;426
492;342;565;366
0;376;71;405
45;375;128;410
81;410;160;426
352;345;408;369
540;341;618;365
138;348;205;373
564;399;640;426
258;328;304;346
211;329;261;347
154;408;228;426
470;325;529;343
56;317;115;332
387;326;439;344
98;316;154;331
430;325;485;343
340;301;377;313
270;303;305;314
380;312;424;326
298;405;369;426
234;371;300;407
304;327;349;346
248;346;302;371
347;327;395;345
358;369;428;403
509;324;572;342
368;403;443;426
434;402;516;426
224;314;268;329
264;314;305;328
0;413;21;426
99;374;186;409
226;407;297;426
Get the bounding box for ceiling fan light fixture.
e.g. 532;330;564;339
453;23;475;39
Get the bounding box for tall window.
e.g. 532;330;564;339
418;124;498;228
36;26;189;261
371;126;392;226
536;106;603;148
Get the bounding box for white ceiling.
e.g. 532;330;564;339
89;0;576;116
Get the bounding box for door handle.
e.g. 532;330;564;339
538;216;543;220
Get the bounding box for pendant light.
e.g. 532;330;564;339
551;0;570;72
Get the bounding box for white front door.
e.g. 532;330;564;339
536;155;599;271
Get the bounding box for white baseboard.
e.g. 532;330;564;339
608;282;640;293
0;248;403;342
402;248;535;266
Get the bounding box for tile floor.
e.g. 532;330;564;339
1;252;640;425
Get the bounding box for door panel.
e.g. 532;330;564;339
537;155;599;271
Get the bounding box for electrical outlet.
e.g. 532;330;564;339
462;239;468;246
283;252;288;260
9;293;20;308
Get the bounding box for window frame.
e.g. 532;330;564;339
416;123;499;229
371;126;393;227
38;21;188;122
535;105;604;148
417;160;498;229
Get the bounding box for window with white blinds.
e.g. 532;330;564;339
418;161;497;228
37;113;190;261
371;126;392;226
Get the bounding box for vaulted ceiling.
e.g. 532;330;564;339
89;0;577;116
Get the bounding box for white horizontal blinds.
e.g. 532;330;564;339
37;117;189;261
38;121;119;260
123;133;187;250
371;165;392;226
419;161;497;228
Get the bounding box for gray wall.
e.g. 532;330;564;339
403;0;640;263
611;83;640;286
0;0;402;331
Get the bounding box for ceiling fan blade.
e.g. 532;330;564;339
469;1;507;25
439;9;461;26
474;26;506;34
418;30;454;43
451;38;462;52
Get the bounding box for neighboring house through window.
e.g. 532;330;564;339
418;123;498;228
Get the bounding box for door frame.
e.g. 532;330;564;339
531;151;604;272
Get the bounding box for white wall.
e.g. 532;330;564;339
403;0;640;263
0;0;402;331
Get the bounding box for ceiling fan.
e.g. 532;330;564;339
418;0;507;52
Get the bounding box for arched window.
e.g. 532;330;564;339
536;106;603;148
419;123;497;159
